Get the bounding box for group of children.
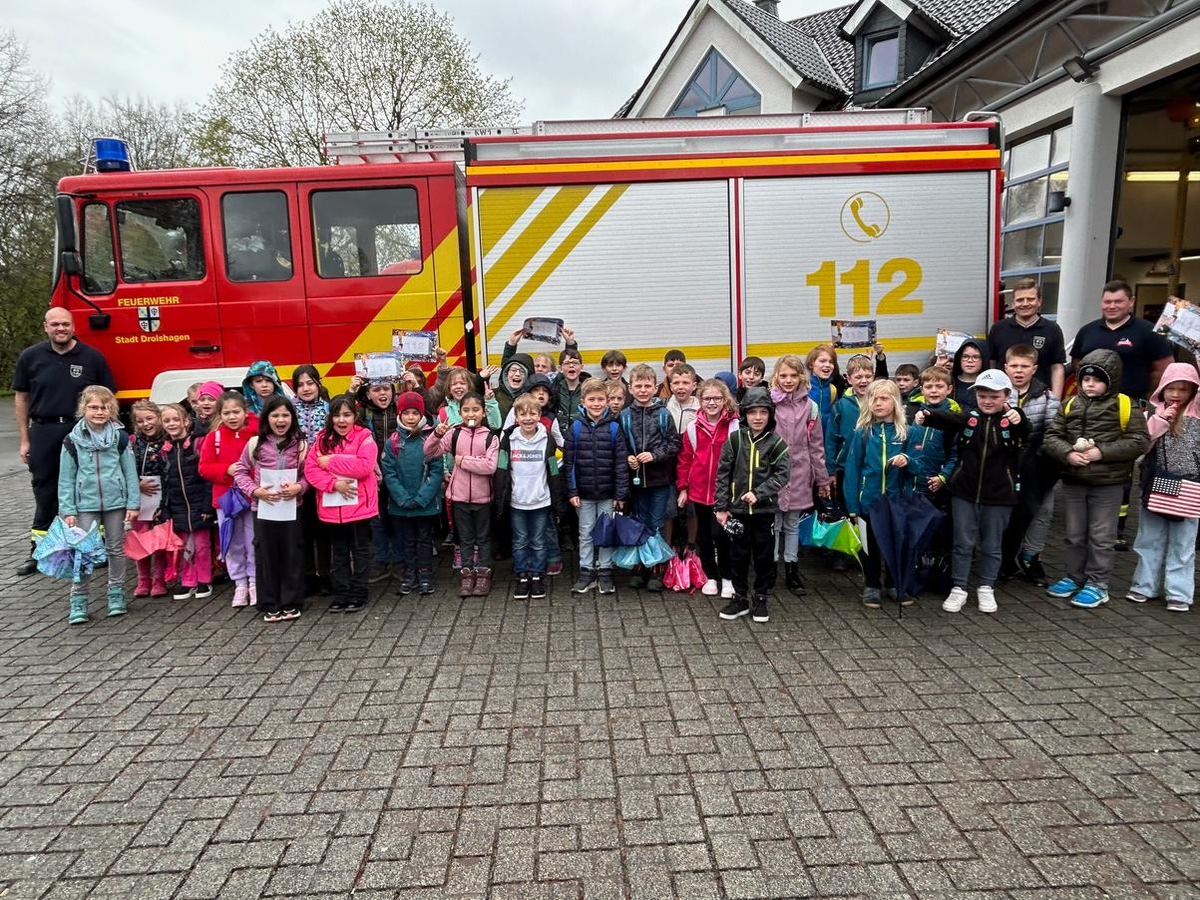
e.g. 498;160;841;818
54;327;1198;625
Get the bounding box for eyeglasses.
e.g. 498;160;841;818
701;396;724;403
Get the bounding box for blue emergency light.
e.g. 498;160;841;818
93;138;131;172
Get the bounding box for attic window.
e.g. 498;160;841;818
863;32;899;88
670;48;761;117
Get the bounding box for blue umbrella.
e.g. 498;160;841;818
866;494;945;614
216;488;251;558
34;518;108;582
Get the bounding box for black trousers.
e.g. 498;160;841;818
452;502;492;567
328;520;372;604
694;502;731;582
300;491;331;581
859;515;885;589
398;515;436;576
28;421;72;535
253;516;305;613
729;513;776;598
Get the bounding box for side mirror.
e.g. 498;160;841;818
55;195;77;253
61;250;82;276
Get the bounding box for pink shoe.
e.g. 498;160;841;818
248;582;257;607
150;575;168;598
133;576;151;598
232;584;249;607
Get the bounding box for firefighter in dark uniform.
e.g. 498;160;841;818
11;309;116;575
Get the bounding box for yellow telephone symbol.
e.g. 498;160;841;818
840;192;890;243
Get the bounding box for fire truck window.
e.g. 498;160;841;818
222;191;293;282
116;198;205;283
312;187;422;278
81;202;116;295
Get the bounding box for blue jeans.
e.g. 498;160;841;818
631;485;671;537
372;509;404;565
511;506;551;575
1131;509;1198;604
950;497;1012;588
576;498;615;572
775;510;805;563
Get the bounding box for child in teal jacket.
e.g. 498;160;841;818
382;392;445;595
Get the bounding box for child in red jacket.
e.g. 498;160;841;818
198;391;258;607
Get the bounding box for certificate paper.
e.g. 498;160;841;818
1154;297;1200;354
391;329;438;360
935;329;973;361
830;319;877;349
522;317;564;344
322;478;358;508
258;469;298;522
137;476;162;522
354;352;403;381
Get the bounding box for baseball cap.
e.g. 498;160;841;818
974;369;1013;393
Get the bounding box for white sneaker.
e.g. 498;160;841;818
232;584;249;607
942;587;968;613
701;579;719;596
173;586;196;601
977;585;997;614
720;579;735;599
248;582;257;607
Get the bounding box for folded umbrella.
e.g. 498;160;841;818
123;520;184;561
591;513;618;548
866;494;945;615
34;518;108;582
216;488;252;558
613;514;653;548
637;533;676;568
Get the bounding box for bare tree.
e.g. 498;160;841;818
58;94;201;171
198;0;524;168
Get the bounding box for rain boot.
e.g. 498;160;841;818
459;567;476;597
107;585;128;618
150;564;168;598
134;558;152;597
473;567;493;597
69;593;89;625
785;562;806;597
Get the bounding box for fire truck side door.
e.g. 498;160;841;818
297;177;434;388
203;185;308;371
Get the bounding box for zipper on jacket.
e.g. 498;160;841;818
176;447;193;529
976;417;992;503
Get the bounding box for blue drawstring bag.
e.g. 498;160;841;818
637;534;675;568
611;544;641;569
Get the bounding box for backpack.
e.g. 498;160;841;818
246;436;309;466
683;417;737;452
618;406;670;454
1063;393;1132;432
63;430;130;465
493;424;564;519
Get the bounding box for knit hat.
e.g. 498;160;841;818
396;391;426;415
974;369;1013;393
1077;363;1111;387
197;381;224;400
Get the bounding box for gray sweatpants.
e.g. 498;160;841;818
75;509;127;596
1060;482;1123;589
951;497;1012;589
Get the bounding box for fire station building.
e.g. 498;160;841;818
619;0;1200;343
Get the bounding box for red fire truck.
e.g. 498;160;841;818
50;112;1003;402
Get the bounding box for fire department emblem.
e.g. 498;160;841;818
70;365;82;378
138;307;161;333
1033;336;1045;349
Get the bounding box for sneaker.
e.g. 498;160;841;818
597;571;616;595
1114;535;1130;552
719;596;750;620
69;595;89;625
232;584;250;607
263;610;284;623
701;579;719;596
720;580;735;599
279;609;302;621
248;583;257;607
1047;577;1082;599
329;598;349;612
628;573;647;590
173;586;196;601
1070;584;1109;609
344;598;367;612
942;587;968;613
419;579;434;596
513;576;531;600
900;595;916;607
529;576;547;599
1167;600;1190;612
398;576;416;596
1015;553;1048;586
368;563;390;584
751;596;770;623
882;588;897;604
861;587;882;609
546;561;563;577
573;571;597;593
452;547;462;570
1125;591;1150;604
977;585;998;614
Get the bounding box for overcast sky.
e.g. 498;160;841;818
12;0;836;122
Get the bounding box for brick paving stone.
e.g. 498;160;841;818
1;478;1200;898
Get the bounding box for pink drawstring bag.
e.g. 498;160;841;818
684;549;706;588
663;554;691;593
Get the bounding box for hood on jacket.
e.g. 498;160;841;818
739;386;777;433
714;371;738;395
500;353;534;398
242;360;283;413
1149;361;1200;418
70;419;125;451
1077;348;1124;399
950;339;986;383
520;373;558;412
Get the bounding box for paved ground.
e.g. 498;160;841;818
1;396;1198;898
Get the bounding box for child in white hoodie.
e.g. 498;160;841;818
500;395;561;600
